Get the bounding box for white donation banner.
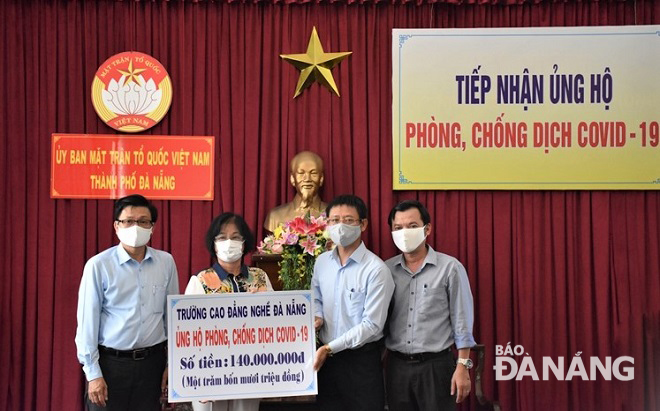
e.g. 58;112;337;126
167;291;317;402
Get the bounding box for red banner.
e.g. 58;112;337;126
51;134;214;200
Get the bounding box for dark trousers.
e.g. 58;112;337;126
86;344;166;411
317;342;385;411
386;349;456;411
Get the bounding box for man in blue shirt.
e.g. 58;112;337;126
75;194;180;411
312;194;395;411
385;200;476;411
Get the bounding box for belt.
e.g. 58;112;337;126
99;341;166;361
350;340;382;353
389;347;451;363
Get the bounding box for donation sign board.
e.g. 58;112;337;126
168;291;317;402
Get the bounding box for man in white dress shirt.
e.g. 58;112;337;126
75;194;179;411
312;194;395;411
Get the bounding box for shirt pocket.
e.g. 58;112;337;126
343;287;366;317
151;283;167;313
419;286;448;318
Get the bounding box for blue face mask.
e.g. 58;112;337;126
327;223;362;247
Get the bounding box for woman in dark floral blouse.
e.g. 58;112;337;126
184;212;272;411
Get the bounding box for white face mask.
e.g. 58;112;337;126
327;223;362;247
391;226;427;253
215;239;244;263
116;225;153;248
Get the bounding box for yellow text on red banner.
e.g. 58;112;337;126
51;134;214;200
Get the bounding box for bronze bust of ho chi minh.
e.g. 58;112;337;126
264;151;327;233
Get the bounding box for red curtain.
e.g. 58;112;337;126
1;0;659;410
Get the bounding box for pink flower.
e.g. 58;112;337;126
257;235;274;253
284;231;299;245
271;242;284;254
299;236;318;256
309;215;327;228
288;217;326;236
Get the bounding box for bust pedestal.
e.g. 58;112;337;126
251;253;283;291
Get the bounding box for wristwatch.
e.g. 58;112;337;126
324;345;333;356
457;358;473;370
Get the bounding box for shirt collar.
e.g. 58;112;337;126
331;241;367;266
116;244;153;265
394;244;437;273
212;262;248;281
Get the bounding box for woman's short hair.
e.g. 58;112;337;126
204;213;255;259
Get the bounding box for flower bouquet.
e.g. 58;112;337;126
258;212;329;290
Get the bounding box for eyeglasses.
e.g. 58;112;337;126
215;235;245;242
116;219;154;228
327;217;361;226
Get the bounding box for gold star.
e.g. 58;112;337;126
117;59;147;86
281;27;352;98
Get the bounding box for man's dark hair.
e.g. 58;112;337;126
205;213;255;260
114;194;158;223
325;194;368;220
387;200;431;229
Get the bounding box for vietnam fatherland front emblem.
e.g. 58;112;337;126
91;51;172;133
